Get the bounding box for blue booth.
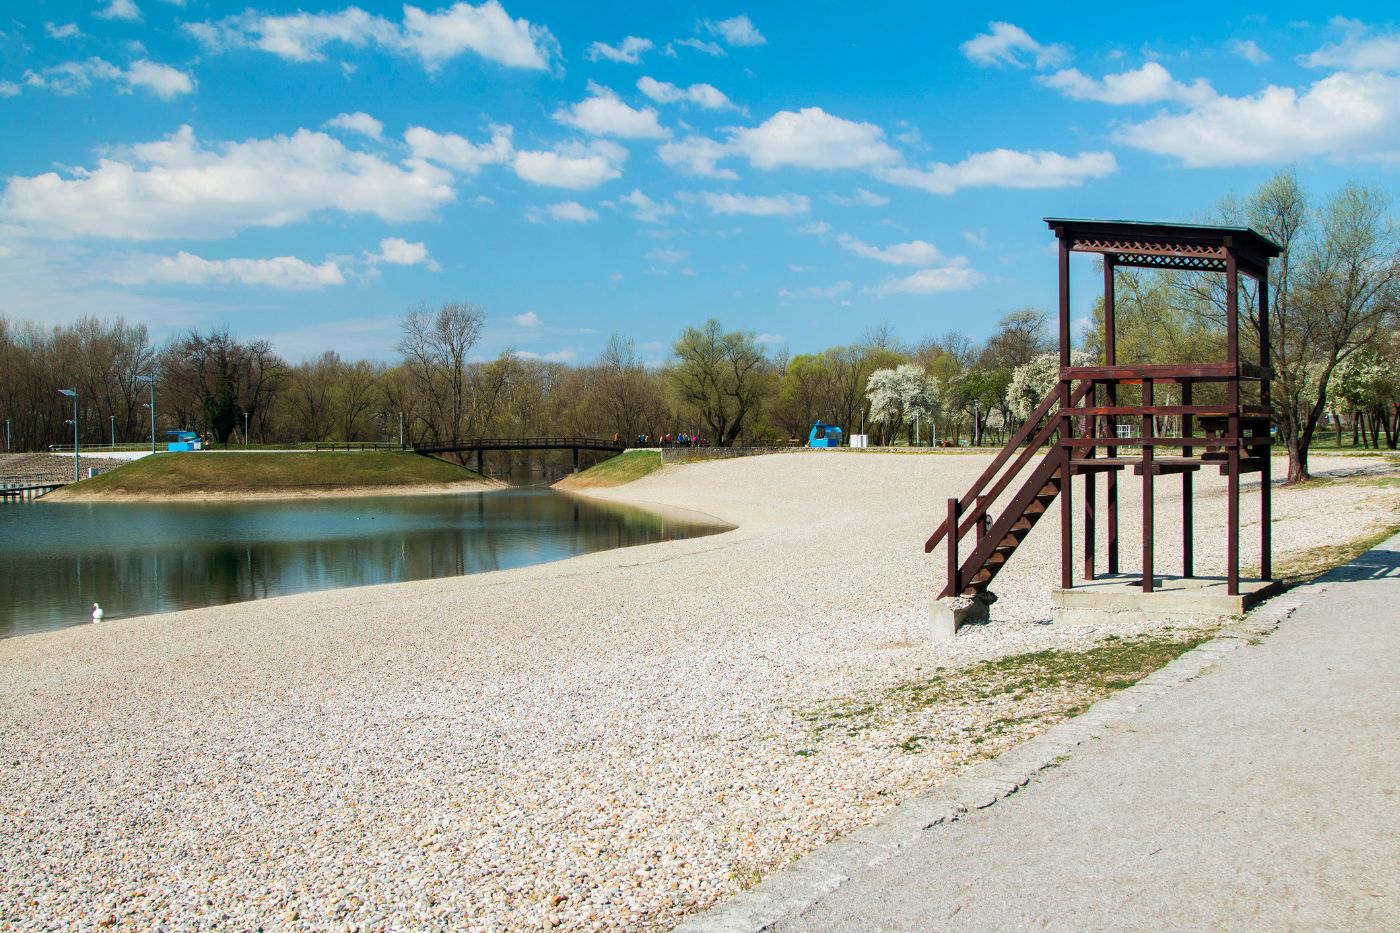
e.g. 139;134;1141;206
808;421;844;448
166;430;203;452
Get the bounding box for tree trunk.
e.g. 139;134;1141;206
1286;434;1309;484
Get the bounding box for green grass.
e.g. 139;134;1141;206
555;449;662;489
795;632;1213;752
49;451;485;497
1262;517;1400;586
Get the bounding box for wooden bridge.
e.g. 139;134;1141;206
412;436;626;473
0;480;66;501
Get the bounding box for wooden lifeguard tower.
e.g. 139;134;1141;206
927;219;1282;623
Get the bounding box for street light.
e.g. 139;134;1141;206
58;388;78;482
243;411;250;447
110;414;116;448
137;375;155;454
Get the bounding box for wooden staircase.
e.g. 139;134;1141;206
925;382;1096;599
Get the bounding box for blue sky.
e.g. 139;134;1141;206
1;2;1397;365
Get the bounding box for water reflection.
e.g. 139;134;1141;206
0;489;727;639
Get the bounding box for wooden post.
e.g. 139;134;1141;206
573;446;580;472
976;495;989;543
1083;378;1096;582
946;497;961;596
1226;249;1241;596
476;448;483;475
1260;277;1272;580
1142;378;1154;593
1058;236;1073;591
1181;381;1194;578
1104;256;1119;575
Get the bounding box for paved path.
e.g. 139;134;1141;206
698;533;1400;932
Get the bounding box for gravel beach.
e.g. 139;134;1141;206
1;451;1393;930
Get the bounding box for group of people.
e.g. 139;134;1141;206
634;433;705;448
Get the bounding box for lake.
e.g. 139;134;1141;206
0;488;729;639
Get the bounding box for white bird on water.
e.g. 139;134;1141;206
91;603;104;622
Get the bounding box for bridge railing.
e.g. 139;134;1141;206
412;436;627;452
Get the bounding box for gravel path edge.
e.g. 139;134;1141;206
676;568;1339;933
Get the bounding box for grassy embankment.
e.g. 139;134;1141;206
554;449;662;490
46;451;488;499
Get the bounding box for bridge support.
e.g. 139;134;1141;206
476;448;483;476
572;447;579;472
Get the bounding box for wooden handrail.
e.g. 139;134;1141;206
924;379;1091;553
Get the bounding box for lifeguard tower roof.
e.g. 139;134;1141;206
1045;218;1282;279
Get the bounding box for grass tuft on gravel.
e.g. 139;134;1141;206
1263;516;1400;586
796;631;1213;754
554;449;661;489
46;450;485;498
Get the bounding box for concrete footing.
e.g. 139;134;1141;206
1051;575;1280;624
929;594;993;642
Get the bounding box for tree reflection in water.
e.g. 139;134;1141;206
0;489;728;639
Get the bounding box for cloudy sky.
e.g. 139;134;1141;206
1;2;1398;363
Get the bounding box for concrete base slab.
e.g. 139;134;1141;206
1051;574;1280;624
929;595;991;642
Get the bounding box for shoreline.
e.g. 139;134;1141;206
2;452;1394;928
42;477;508;502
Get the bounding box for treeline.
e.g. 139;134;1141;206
0;303;1057;453
2;171;1395;483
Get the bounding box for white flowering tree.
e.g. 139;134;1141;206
866;364;940;444
1006;350;1093;423
1328;346;1399;448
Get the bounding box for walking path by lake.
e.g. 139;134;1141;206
0;452;1395;929
696;531;1400;932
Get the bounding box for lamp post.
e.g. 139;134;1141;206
58;388;78;482
137;375;155;454
110;414;116;448
243;411;250;447
398;411;404;448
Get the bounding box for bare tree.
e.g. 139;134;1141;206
397;302;485;444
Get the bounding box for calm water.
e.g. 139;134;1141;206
0;489;728;639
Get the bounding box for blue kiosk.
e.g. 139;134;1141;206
808;421;844;448
166;430;204;452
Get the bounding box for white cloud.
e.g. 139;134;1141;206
587;35;652;64
836;234;943;266
512;311;540;326
688;192;809;216
553;83;668;139
646;248;687;263
960;21;1067;69
703;14;765;47
779;281;850;299
0;81;20;98
756;333;783;344
514;348;578;362
611;188;675;222
97;0;142;22
636;76;734;110
0;124;455;240
326;111;384;139
115;251;346;290
962;228;988;248
798;221;830;236
868;259;986;297
673;38;725;57
367;237;438;269
527;200;599;222
513;140;626;189
186;1;558;71
123;60;195;99
405;125;514;172
1230;39;1271;65
1302;18;1400;71
657;135;738;178
22;57;195;99
46;22;83;39
1115;72;1400;167
877;149;1116;194
826;188;889;207
729;107;899;170
1040;62;1215;105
